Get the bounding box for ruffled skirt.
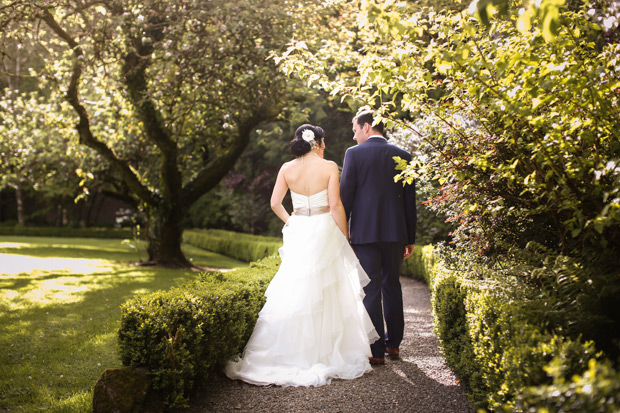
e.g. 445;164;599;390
224;212;378;386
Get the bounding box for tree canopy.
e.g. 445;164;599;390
277;0;620;259
276;0;620;353
0;0;329;266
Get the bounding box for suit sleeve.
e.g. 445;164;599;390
340;148;356;220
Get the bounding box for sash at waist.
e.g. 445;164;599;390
292;206;330;216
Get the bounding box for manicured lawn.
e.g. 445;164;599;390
0;235;247;412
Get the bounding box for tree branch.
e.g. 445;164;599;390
40;8;159;207
121;31;182;204
182;114;264;206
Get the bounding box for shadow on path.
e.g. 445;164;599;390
176;277;473;412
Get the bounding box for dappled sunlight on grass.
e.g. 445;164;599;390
0;235;248;411
1;265;205;311
44;390;92;413
7;274;101;308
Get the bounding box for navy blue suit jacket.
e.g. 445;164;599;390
340;137;417;245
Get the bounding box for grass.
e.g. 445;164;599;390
0;235;247;412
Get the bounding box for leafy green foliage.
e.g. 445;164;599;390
0;0;334;265
516;357;620;412
432;274;486;401
404;245;618;411
277;1;620;260
468;0;566;41
118;256;280;407
400;244;436;284
276;0;620;364
186;186;236;230
504;242;620;356
0;91;106;224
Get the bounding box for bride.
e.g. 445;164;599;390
224;124;379;387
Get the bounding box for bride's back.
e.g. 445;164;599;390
283;155;331;196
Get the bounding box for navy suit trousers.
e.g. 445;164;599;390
353;242;405;358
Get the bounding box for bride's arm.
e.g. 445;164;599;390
327;162;349;240
270;165;290;224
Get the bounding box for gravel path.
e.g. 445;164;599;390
175;276;474;412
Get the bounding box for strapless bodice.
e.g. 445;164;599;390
291;189;329;210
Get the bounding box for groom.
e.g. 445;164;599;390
340;110;417;365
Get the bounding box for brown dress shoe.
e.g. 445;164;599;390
386;347;400;360
369;356;385;365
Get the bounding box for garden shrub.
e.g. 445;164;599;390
183;229;281;262
464;290;599;410
431;273;487;401
118;255;280;408
516;357;620;412
0;225;133;238
403;246;620;411
399;244;434;284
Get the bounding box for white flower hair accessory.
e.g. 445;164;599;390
301;129;315;143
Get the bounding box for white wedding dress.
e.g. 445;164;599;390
224;189;379;387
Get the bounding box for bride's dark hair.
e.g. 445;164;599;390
290;124;325;157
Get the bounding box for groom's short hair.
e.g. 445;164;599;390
353;110;385;135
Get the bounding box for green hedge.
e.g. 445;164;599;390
0;225;134;239
117;241;620;410
402;246;620;411
183;229;282;262
400;244;435;284
118;255;279;408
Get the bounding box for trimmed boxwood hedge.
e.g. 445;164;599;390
117;241;620;410
0;225;134;238
118;255;279;408
183;229;282;262
400;244;435;284
402;245;620;411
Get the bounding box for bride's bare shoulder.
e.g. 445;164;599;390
323;159;338;170
281;159;298;169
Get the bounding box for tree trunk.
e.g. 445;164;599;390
15;184;25;226
84;190;98;226
93;191;107;226
40;9;265;268
56;204;62;227
145;203;192;268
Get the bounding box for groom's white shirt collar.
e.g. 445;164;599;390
368;135;386;140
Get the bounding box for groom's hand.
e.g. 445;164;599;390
403;244;415;260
